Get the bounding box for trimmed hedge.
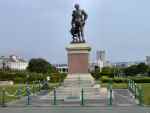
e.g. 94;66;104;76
0;71;67;83
101;76;150;83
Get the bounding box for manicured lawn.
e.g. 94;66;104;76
101;83;128;89
140;83;150;105
0;84;26;103
101;82;150;105
0;83;59;103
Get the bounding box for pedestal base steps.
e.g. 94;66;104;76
47;74;108;103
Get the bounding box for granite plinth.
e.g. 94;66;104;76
66;43;91;74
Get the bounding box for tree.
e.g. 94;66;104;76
27;58;54;74
136;63;149;74
124;63;149;76
147;67;150;77
91;66;101;80
124;65;137;76
101;67;114;77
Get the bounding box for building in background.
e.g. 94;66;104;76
96;50;108;71
0;55;28;70
112;62;130;68
146;56;150;66
53;64;68;73
112;61;141;68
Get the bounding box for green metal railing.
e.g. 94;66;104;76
128;79;144;106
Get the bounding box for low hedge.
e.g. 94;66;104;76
130;77;150;83
101;76;150;83
0;71;67;83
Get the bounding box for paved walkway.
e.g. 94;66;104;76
0;107;150;113
113;89;136;106
6;89;137;107
1;89;149;113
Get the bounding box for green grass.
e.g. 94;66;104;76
101;83;128;89
0;84;25;103
101;82;150;105
0;83;59;103
140;83;150;105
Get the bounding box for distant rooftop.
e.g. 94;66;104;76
0;55;27;63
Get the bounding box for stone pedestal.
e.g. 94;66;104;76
66;43;91;74
43;43;107;104
63;43;104;101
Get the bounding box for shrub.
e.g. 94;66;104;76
129;77;150;83
0;71;67;84
101;76;150;83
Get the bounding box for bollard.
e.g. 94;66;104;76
1;88;6;107
53;88;56;105
81;88;84;106
26;86;31;105
107;79;113;106
109;84;113;106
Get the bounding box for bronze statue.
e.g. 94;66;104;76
70;4;88;43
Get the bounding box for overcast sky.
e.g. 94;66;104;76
0;0;150;63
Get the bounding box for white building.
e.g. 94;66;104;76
0;55;28;70
146;56;150;66
96;50;107;71
112;61;141;68
53;64;68;73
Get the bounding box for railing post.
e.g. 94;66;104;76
134;83;137;98
132;81;135;92
81;88;84;106
2;88;6;107
53;88;56;105
130;80;132;89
